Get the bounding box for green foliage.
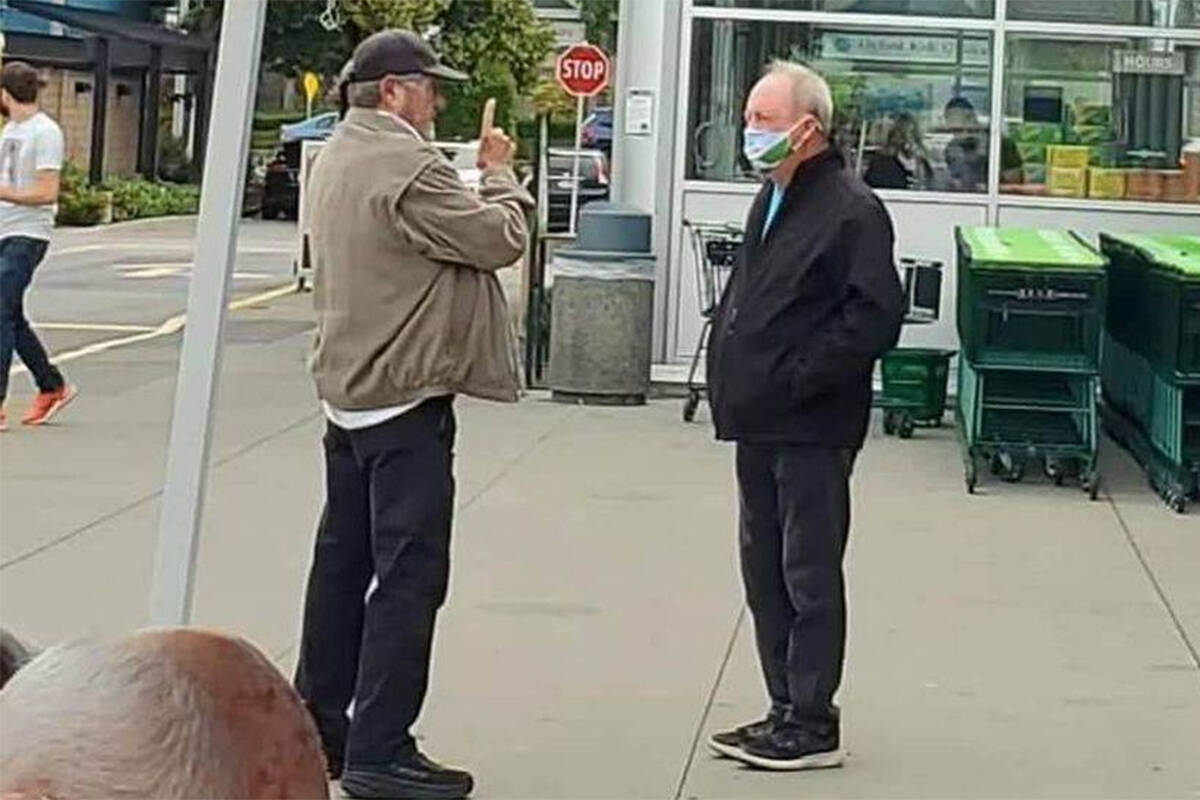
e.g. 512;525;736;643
103;177;201;222
55;163;108;227
580;0;619;53
56;163;201;226
253;110;309;131
342;0;555;141
185;0;349;80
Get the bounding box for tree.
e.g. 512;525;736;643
342;0;555;139
184;0;351;80
186;0;556;140
580;0;618;54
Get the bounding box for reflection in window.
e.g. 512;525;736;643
687;19;994;192
693;0;994;16
1007;0;1199;28
1002;37;1200;204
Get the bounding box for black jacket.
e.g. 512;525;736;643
706;149;904;447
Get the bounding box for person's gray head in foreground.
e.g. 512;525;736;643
0;628;329;799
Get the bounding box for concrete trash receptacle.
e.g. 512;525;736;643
548;204;655;405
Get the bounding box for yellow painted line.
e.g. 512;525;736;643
9;284;299;377
31;322;157;333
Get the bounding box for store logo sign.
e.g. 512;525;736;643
819;32;988;66
1112;50;1185;75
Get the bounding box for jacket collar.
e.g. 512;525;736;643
747;146;844;253
343;107;423;140
784;146;844;194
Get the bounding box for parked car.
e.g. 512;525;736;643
280;112;338;144
546;148;610;233
580;107;613;154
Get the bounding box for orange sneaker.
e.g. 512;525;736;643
22;384;77;426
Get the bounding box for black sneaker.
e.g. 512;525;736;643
341;751;474;799
736;725;843;771
707;714;782;759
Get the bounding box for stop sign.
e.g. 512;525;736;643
556;43;611;97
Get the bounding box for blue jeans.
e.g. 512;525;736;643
1;236;63;402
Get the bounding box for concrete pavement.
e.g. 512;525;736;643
1;223;1199;798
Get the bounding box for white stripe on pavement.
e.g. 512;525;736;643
9;284;299;377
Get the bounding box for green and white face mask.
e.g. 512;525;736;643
741;116;818;173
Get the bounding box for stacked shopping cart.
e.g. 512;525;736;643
955;227;1108;498
1098;233;1200;513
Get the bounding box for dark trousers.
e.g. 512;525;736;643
0;236;64;402
295;397;456;768
736;442;856;732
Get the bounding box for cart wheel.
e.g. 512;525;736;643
683;392;700;423
1082;471;1101;501
989;453;1005;476
1045;458;1065;486
1167;491;1188;514
883;411;897;436
965;459;978;495
296;274;307;292
898;415;915;439
999;452;1024;483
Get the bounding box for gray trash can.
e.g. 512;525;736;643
548;204;655;405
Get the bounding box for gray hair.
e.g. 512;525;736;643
0;636;239;798
347;78;383;109
766;60;834;132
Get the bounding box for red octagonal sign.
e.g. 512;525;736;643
556;43;611;98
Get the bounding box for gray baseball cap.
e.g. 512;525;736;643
348;29;468;83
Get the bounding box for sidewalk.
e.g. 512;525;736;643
0;288;1197;799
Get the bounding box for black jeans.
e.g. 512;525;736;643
0;236;64;402
736;442;856;732
295;397;456;769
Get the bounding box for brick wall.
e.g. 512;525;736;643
34;67;143;177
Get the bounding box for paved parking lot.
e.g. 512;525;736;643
1;220;1198;799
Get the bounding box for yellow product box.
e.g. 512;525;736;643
1048;166;1087;198
1088;168;1126;199
1046;145;1091;169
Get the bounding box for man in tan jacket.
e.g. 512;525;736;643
294;29;533;800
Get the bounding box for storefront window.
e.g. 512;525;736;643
693;0;994;18
1007;0;1200;28
687;18;994;191
1002;36;1200;204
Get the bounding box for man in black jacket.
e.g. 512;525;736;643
705;61;903;771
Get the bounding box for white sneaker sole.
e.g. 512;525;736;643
707;738;747;760
731;747;845;771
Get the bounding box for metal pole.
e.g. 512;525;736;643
89;37;110;186
149;0;268;626
568;94;584;236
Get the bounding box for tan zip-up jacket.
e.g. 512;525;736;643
308;108;534;409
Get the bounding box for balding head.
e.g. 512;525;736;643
746;61;833;134
0;629;329;799
744;61;833;183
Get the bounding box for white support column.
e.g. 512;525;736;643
611;0;685;362
149;0;268;626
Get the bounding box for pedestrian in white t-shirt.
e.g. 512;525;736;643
0;61;76;431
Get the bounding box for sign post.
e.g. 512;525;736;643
303;71;321;119
555;42;610;236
